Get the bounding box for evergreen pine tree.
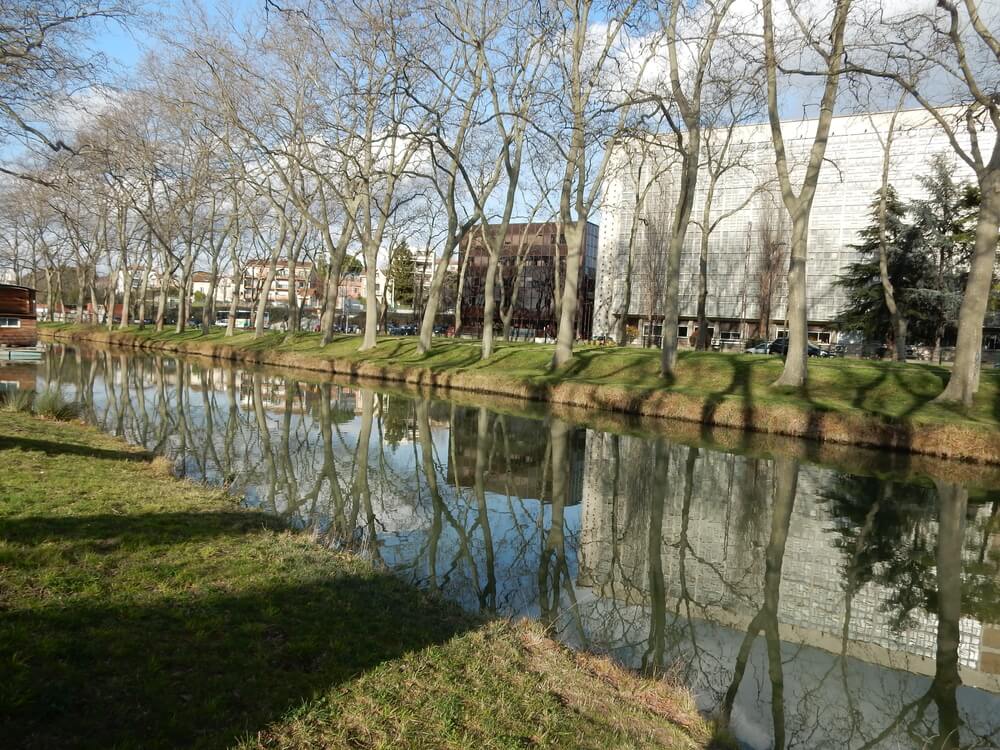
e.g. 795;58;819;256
387;242;415;308
908;153;979;355
837;187;933;347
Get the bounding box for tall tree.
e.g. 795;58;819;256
910;153;979;362
651;0;739;375
545;0;648;368
836;187;933;350
387;241;415;309
761;0;853;387
849;0;1000;405
0;0;130;182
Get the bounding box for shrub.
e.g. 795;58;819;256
32;390;82;421
0;388;36;413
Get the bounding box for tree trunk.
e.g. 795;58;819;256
550;222;584;368
135;243;151;330
874;104;908;362
226;277;241;338
176;251;195;335
934;170;1000;406
501;259;529;342
454;235;473;337
89;280;100;325
119;263;133;331
773;212;809;387
319;264;339;345
762;0;849;387
695;226;711;350
75;266;86;324
481;249;500;359
659;138;700;375
255;258;277;339
418;246;455;353
615;208;640;347
44;268;54;322
154;279;168;332
105;275;116;331
203;262;218;336
360;243;379;351
287;254;299;336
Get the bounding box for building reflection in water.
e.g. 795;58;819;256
36;344;1000;749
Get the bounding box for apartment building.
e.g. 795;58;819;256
241;260;319;308
593;108;994;348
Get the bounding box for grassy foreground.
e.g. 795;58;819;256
0;412;711;749
42;324;1000;463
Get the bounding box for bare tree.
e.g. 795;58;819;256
640;197;670;347
0;1;130;183
755;192;789;341
848;0;1000;405
649;0;739;375
605;136;671;346
871;97;909;361
544;0;648;368
692;89;766;351
762;0;853;387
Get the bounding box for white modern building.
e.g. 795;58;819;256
242;260;319;308
191;272;237;304
593;107;994;348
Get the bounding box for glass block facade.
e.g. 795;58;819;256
593;108;993;344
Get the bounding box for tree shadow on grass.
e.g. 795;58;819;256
0;435;152;462
699;356;754;452
0;511;282;550
0;512;476;750
548;348;661;386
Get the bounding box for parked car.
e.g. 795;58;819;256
767;339;830;357
745;341;771;354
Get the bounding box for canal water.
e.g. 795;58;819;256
10;343;1000;749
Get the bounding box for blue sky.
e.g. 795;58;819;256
90;0;261;74
92;14;146;70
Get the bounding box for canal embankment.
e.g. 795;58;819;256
41;323;1000;465
0;410;714;749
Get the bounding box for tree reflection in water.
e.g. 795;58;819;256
35;344;1000;750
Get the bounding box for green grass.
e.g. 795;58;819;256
43;322;1000;432
0;412;710;749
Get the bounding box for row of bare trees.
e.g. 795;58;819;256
0;0;997;404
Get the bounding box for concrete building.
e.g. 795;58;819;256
458;222;599;339
241;260;319;308
593;108;995;348
191;272;237;304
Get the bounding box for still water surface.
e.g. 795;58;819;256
13;344;1000;749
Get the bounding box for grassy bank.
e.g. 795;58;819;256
0;412;711;749
41;323;1000;463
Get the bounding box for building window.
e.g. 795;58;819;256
677;325;688;338
0;317;21;328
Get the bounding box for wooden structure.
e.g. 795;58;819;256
0;284;38;347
